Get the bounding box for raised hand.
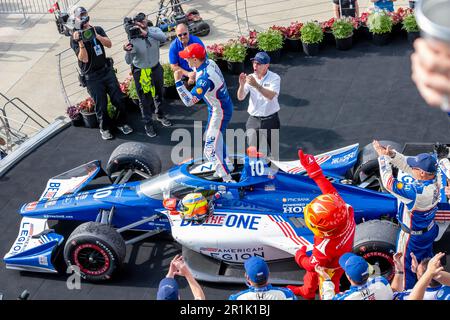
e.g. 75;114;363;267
298;149;322;178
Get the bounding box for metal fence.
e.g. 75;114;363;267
0;0;79;15
0;92;50;153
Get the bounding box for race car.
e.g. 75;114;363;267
4;141;450;284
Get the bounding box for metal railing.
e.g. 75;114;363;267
0;0;79;16
0;92;50;154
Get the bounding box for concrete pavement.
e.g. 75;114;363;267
0;0;410;122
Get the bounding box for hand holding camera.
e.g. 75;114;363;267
123;43;133;52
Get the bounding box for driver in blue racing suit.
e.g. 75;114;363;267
373;140;441;290
174;43;234;182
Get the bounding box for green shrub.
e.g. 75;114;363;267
127;77;139;100
332;19;354;39
257;29;284;51
300;22;324;44
222;41;247;62
368;11;393;34
163;63;175;87
402;13;419;33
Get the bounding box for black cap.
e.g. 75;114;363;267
74;6;87;18
134;12;146;22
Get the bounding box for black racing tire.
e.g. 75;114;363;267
352;140;402;190
106;142;161;180
193;21;210;37
63;222;126;282
353;220;399;281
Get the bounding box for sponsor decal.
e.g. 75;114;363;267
44;200;57;208
191;96;199;104
39;255;48;266
198;79;207;87
282;204;305;214
264;184;275;191
330;151;357;165
63;197;73;205
24;201;38;212
180;213;261;230
281;198;309;214
41;182;61;200
75;192;89;201
397;182;403;190
200;247;265;262
196;87;203;95
12;221;32;254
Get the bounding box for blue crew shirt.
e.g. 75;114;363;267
169;35;205;72
374;0;394;12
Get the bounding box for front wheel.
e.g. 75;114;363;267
63;222;126;282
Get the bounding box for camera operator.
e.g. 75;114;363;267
124;12;172;138
70;7;133;140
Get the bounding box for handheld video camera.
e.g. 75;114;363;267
123;13;153;41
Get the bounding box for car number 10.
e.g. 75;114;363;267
250;160;265;176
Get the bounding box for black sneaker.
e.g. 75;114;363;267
117;124;133;135
145;124;157;138
156;116;172;127
100;129;114;140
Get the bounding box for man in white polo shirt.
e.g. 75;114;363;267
237;52;281;154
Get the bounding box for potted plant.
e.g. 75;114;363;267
162;62;178;99
332;18;354;50
257;28;284;63
222;40;247;74
300;22;324;56
66;105;83;127
367;11;393;46
239;30;260;62
127;76;140;106
402;11;420;44
389;7;408;37
321;18;336;46
207;43;227;72
78;97;98;128
354;12;371;41
284;21;303;52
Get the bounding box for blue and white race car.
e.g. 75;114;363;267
4;142;450;284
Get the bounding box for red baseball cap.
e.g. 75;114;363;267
179;43;206;60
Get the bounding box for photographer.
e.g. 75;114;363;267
124;12;172;138
70;7;133;140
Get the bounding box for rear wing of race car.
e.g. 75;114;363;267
3;217;63;273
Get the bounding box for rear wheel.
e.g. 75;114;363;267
354;220;399;281
64;222;126;282
352;140;402;191
193;21;210;37
106;142;161;183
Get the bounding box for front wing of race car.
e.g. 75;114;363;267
4;217;63;273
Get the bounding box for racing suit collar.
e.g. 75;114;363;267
248;284;272;292
196;60;208;72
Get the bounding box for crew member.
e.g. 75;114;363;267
333;0;359;18
174;43;234;183
124;12;172;138
169;23;206;86
237;52;281;155
229;256;297;300
373;140;441;290
287;150;356;299
70;7;133;140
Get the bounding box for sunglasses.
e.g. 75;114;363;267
177;32;188;38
